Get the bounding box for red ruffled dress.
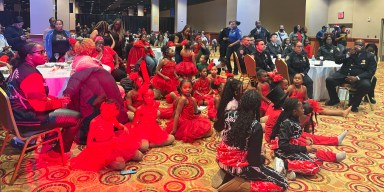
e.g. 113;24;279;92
260;83;270;114
290;86;306;102
175;56;198;76
131;102;169;144
193;77;213;105
151;60;179;94
127;91;145;110
166;97;211;142
70;116;141;171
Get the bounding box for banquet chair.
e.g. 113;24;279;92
233;52;248;84
275;58;290;84
337;77;375;111
0;88;66;185
243;54;257;88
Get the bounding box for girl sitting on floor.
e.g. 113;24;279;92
175;40;198;80
214;90;288;191
152;45;179;97
193;67;213;106
166;79;212;142
287;73;351;117
256;70;271;116
70;100;143;171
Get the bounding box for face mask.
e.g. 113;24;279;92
279;29;284;32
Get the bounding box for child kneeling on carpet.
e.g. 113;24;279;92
213;90;288;191
70;100;144;171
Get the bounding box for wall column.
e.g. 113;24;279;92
30;0;54;34
175;0;187;32
236;0;260;35
57;0;70;31
137;5;144;16
151;0;160;32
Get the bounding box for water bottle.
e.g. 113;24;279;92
311;55;315;62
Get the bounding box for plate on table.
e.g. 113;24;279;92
197;106;207;111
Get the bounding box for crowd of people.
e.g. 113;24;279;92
0;15;379;191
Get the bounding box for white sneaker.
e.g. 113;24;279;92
274;157;285;174
336;151;347;162
286;171;296;181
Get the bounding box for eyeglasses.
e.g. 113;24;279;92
32;50;46;54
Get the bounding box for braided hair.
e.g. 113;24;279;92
214;78;242;132
269;98;300;141
226;90;260;149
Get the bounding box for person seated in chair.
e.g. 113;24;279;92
253;39;274;72
286;41;313;98
365;43;378;104
266;33;283;58
317;35;340;61
325;39;377;112
237;36;255;73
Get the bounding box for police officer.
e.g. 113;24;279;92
249;21;270;43
254;39;275;72
317;35;340;61
266;33;283;58
286;41;313;98
237;36;254;73
325;39;377;112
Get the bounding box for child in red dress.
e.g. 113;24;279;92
288;73;351;117
152;46;179;96
126;72;145;113
166;79;212;142
175;41;198;80
131;88;175;147
193;67;213;106
207;64;226;121
70;100;143;171
256;70;272;116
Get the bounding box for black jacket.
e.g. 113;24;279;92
335;49;377;79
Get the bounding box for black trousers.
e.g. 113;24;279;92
368;76;376;98
326;71;371;108
19;108;81;153
219;44;228;59
225;44;240;74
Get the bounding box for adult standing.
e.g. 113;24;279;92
249;21;270;43
90;21;115;49
7;42;81;160
275;25;288;46
110;18;125;59
45;20;71;62
289;25;302;43
225;21;242;75
218;22;230;62
285;41;313;98
316;26;327;47
254;39;274;72
300;26;308;44
237;36;254;73
325;40;376;112
335;25;348;52
174;25;192;63
4;16;28;52
43;17;56;46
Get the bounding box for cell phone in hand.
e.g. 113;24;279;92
120;168;137;175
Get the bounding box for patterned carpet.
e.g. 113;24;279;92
0;63;384;192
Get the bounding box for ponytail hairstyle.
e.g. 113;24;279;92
269;98;300;141
226;90;260;149
214;78;242;132
161;45;171;57
10;42;39;69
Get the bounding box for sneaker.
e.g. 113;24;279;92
369;97;376;104
274;157;285;174
286;171;296;180
351;107;359;113
336;151;347;162
10;137;36;153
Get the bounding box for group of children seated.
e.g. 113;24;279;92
69;38;351;192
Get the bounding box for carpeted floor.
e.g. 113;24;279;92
0;63;383;192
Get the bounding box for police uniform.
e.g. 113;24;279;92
326;49;376;110
317;45;340;61
254;50;275;72
249;27;270;43
282;45;294;58
266;42;283;58
285;51;313;98
237;45;256;73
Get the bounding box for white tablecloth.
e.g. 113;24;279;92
308;60;341;100
36;67;71;97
